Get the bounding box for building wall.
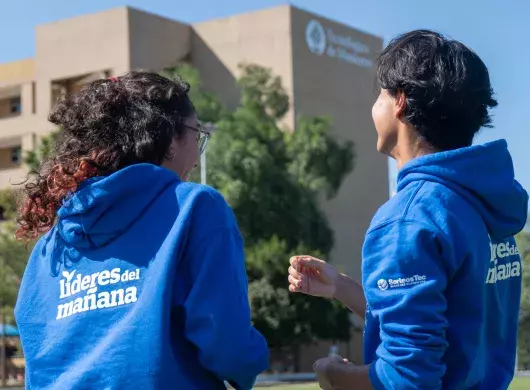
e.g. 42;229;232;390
0;59;34;86
128;8;191;71
35;8;131;80
290;8;389;281
191;5;295;128
34;7;131;118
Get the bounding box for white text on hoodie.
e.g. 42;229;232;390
56;268;140;320
486;241;521;284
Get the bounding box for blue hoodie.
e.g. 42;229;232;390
362;140;528;390
15;164;269;390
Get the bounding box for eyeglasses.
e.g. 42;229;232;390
183;123;210;155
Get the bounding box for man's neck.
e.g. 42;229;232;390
392;131;438;170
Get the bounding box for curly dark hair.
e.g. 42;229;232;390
377;29;498;151
16;71;195;240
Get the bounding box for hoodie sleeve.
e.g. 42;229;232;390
181;193;269;389
362;219;454;390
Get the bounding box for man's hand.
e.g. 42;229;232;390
288;255;367;319
313;357;373;390
288;256;340;298
313;356;352;389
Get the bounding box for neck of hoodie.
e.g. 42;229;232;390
56;164;180;249
396;139;528;239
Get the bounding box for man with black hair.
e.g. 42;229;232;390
288;30;527;389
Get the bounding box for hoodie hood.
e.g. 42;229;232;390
397;139;528;239
57;164;179;249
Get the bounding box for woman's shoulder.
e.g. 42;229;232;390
173;182;235;225
174;182;228;206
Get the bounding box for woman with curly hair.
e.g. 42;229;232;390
14;71;269;390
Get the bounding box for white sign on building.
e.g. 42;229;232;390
305;19;373;68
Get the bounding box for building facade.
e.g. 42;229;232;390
0;5;389;368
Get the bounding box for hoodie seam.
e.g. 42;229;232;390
366;186;453;247
402;180;426;217
367;217;449;241
368;181;426;234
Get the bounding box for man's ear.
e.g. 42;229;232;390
395;90;407;119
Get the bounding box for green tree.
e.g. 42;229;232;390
25;131;60;172
200;64;355;361
0;189;17;221
0;227;30;325
1;123;53;324
0;189;32;325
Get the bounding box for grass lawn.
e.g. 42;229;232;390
261;376;530;389
509;376;530;390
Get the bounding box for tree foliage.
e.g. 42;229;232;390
25;131;60;172
0;189;32;325
0;189;17;221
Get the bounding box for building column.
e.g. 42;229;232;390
20;82;34;117
35;79;51;118
21;133;36;154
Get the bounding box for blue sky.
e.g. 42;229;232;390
1;0;529;193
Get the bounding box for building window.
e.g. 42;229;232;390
10;97;21;114
11;146;22;164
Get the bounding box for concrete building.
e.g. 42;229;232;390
0;5;388;368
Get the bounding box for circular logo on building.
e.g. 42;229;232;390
377;279;389;291
305;20;326;55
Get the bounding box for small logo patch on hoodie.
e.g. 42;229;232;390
377;275;428;290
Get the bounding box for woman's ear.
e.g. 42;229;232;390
164;145;175;162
